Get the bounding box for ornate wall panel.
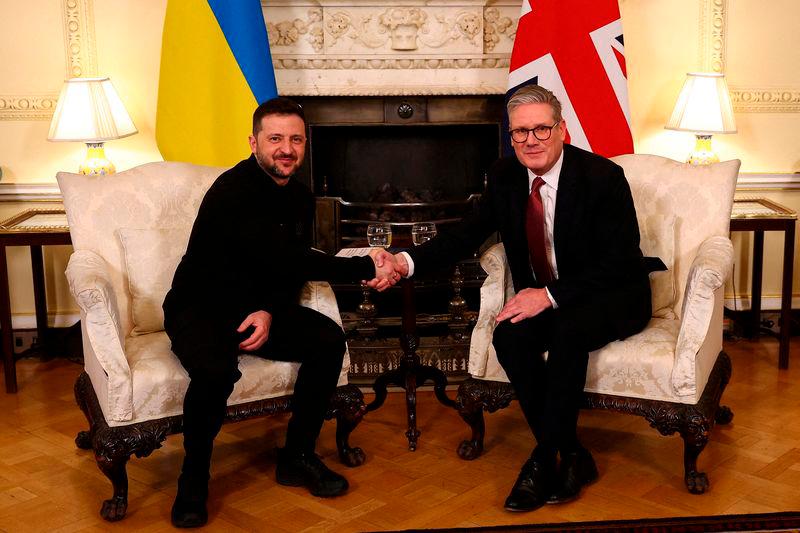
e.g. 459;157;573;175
62;0;98;79
0;0;97;121
699;0;799;112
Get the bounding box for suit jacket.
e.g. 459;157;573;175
408;143;651;340
164;155;375;322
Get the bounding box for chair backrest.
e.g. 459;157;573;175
58;162;225;336
610;154;740;316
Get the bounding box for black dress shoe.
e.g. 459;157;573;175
504;456;556;512
548;447;598;504
171;474;209;528
276;448;349;498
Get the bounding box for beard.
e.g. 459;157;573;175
255;151;298;181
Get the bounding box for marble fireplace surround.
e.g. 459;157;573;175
265;1;520;96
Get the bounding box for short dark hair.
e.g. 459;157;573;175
252;97;306;135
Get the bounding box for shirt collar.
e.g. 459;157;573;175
527;149;564;191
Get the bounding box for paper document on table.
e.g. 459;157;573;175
336;247;372;257
731;202;780;217
20;213;69;228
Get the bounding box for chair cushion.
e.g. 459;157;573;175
118;227;191;335
584;317;681;402
122;331;348;426
638;214;677;318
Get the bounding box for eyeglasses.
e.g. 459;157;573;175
509;121;561;143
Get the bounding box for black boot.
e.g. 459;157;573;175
276;447;349;497
171;472;209;528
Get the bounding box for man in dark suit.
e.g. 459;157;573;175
163;97;399;528
378;85;652;511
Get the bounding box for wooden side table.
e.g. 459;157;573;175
729;198;796;369
0;207;71;392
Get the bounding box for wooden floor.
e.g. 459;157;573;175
0;336;799;532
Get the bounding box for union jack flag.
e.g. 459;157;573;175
507;0;633;157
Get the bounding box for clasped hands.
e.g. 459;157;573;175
363;248;409;291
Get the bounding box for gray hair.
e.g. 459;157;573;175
506;85;563;123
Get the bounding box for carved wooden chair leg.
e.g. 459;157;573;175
455;378;516;460
455;380;486;460
74;375;95;450
329;384;367;467
680;417;711;494
94;442;132;521
716;405;734;424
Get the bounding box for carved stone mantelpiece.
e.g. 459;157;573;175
263;1;520;96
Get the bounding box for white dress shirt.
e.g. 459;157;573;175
402;150;565;308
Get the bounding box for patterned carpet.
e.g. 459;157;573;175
385;512;800;532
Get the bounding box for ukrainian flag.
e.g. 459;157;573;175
156;0;277;167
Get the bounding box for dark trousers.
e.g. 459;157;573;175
164;304;347;477
492;290;649;458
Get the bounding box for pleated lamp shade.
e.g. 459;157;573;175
48;78;137;174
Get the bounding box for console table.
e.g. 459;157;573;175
0;207;71;392
729;197;796;369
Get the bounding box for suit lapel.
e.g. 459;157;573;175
554;145;579;266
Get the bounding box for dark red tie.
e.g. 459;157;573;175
526;176;554;286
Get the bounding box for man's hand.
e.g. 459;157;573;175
392;253;409;277
364;248;401;291
495;288;552;324
237;310;272;351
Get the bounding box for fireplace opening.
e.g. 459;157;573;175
309;123;501;202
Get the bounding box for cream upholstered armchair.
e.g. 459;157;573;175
58;162;367;522
456;154;740;494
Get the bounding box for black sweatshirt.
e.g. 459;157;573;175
164;154;373;321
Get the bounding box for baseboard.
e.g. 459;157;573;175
724;295;800;311
7;312;80;330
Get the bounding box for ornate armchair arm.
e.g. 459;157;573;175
469;243;514;380
672;236;734;397
66;250;133;421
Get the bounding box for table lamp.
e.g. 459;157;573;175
665;72;736;165
47;77;137;175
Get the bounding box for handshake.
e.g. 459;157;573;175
363;248;410;291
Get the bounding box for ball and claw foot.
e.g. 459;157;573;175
340;446;366;467
685;471;709;494
75;431;92;450
457;439;483;460
100;496;128;521
715;406;734;425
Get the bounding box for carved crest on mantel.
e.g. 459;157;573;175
263;1;520;95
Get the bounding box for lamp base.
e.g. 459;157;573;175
79;142;116;175
687;134;719;166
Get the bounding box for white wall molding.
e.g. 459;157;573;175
699;0;798;113
0;0;97;121
62;0;98;78
0;183;63;201
736;173;800;190
725;296;800;312
10;312;80;330
0;95;60;121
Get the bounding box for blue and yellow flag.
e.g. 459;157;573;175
156;0;277;166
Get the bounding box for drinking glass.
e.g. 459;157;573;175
411;222;437;246
367;223;392;249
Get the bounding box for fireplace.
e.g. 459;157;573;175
294;95;505;252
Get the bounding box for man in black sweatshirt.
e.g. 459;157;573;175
163;97;398;528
